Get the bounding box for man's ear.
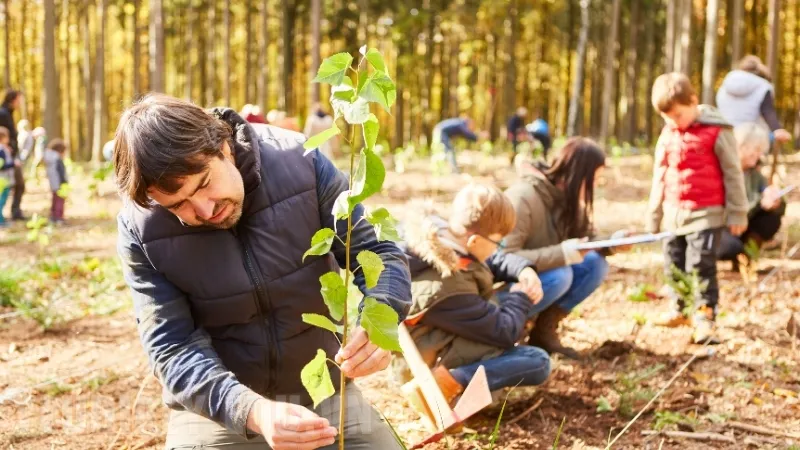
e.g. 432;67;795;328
221;141;235;163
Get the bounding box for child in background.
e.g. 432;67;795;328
44;138;68;224
0;126;18;227
646;72;749;344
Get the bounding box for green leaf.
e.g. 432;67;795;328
319;272;346;321
596;396;613;413
332;190;352;220
366;207;402;242
303;228;336;261
301;349;336;408
330;78;370;124
360;297;401;352
357;250;384;289
312;52;353;85
303;123;340;151
365;48;387;73
302;313;339;334
358;71;396;112
362;114;379;152
348;149;385;207
0;177;7;192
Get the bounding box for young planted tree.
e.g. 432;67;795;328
301;47;402;450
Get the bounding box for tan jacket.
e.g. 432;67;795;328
504;171;571;272
646;105;749;235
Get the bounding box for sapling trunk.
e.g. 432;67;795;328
339;123;357;450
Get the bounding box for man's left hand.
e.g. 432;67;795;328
335;327;392;379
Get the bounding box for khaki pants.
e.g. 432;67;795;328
164;384;401;450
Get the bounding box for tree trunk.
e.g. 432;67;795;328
625;0;639;142
766;0;780;79
18;0;27;119
701;0;720;104
206;0;216;105
244;0;253;104
131;0;140;98
82;0;93;159
448;34;460;117
731;0;743;65
61;0;72;148
259;0;268;109
43;0;60;138
185;0;194;100
223;0;231;105
91;0;107;163
281;1;295;112
567;0;590;137
503;0;518;120
599;0;621;145
665;0;675;72
3;0;9;88
676;0;692;74
310;0;321;105
645;2;659;144
149;0;164;92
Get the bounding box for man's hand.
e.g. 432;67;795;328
515;267;543;304
760;185;782;211
774;128;792;144
247;399;337;450
729;224;747;236
335;327;392;379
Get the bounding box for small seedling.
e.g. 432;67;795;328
665;265;707;317
627;283;658;303
596;396;613;413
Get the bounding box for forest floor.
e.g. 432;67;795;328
1;151;799;450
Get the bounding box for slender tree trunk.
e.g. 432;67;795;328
731;0;743;65
567;0;590;137
625;0;639;142
149;0;164;92
665;0;675;72
599;0;621;145
244;0;253;103
766;0;780;79
185;0;194;100
131;0;140;98
43;0;60;138
223;0;231;105
206;0;216;105
259;0;268;109
281;1;295;112
91;0;107;163
310;0;321;105
702;0;720;104
62;0;72;148
503;0;518;119
676;0;692;74
18;0;27;118
448;33;460;117
645;3;659;144
82;0;93;159
3;0;9;88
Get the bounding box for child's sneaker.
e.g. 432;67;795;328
692;307;721;345
655;311;692;328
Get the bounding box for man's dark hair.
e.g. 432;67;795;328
2;90;21;108
113;93;233;208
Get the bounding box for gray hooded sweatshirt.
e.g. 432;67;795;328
43;148;67;192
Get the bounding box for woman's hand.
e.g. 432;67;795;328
774;129;792;144
610;229;637;253
760;185;782;211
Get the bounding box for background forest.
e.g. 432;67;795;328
2;0;799;161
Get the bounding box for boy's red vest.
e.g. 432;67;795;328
660;123;726;210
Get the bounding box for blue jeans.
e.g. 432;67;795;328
450;345;551;391
0;187;10;224
530;251;609;315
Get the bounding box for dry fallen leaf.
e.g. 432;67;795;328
751;397;764;406
689;372;710;384
773;388;797;398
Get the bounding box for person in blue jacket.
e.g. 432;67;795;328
432;115;479;173
526;115;552;159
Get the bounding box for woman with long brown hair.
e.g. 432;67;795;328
504;137;621;359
